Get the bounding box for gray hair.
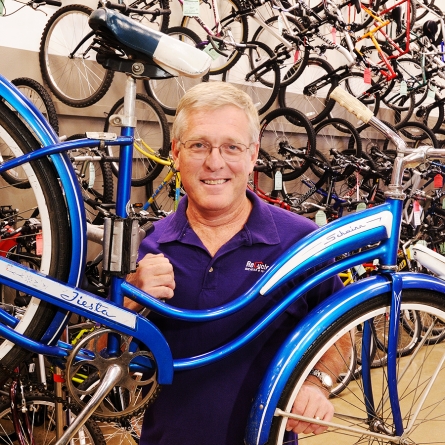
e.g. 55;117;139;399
171;82;260;144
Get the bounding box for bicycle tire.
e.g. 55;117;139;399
0;101;71;379
267;289;445;444
104;93;170;186
278;57;338;125
251;15;310;87
414;98;445;133
415;0;436;21
67;133;115;224
259;107;317;181
128;0;170;33
384;91;415;126
180;0;249;76
0;395;105;445
144;26;207;117
39;4;114;108
394;120;439;149
11;77;59;135
222;40;280;116
314;117;363;179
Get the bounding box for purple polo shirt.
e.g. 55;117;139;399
139;190;342;445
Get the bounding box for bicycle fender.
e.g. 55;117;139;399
0;75;87;344
245;272;445;445
0;74;86;287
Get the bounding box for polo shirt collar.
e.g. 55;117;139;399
156;190;280;246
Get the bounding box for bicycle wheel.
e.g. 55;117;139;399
393;120;439;149
11;77;59;135
0;395;105;445
415;0;437;21
144;26;206;117
278;57;338;125
268;289;445;444
104;94;170;186
180;0;249;76
128;0;170;33
67;134;115;224
39;4;114;108
329;71;380;131
314;117;362;173
222;41;280;116
414;98;445;133
259;107;317;181
251;15;310;87
0;101;71;379
376;0;416;44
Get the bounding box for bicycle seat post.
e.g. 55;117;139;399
113;74;137;217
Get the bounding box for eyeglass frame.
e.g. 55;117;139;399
178;139;257;162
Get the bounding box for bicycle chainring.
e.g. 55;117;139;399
64;327;161;421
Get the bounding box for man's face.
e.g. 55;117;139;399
172;105;258;218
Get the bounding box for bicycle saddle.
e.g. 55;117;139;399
89;7;212;78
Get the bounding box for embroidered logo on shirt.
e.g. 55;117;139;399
245;261;270;273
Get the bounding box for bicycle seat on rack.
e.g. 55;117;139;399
89;7;212;78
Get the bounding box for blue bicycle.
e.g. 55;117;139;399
1;4;445;445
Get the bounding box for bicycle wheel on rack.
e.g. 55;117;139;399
104;93;170;187
250;15;310;87
383;91;415;126
413;98;445;134
144;26;207;117
278;57;338;125
0;395;105;445
67;133;115;224
221;41;280;116
180;0;249;76
393;120;439;149
259;107;316;181
0;101;71;380
267;289;445;444
314;118;362;171
39;4;114;108
11;77;59;134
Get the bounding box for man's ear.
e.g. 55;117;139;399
249;142;259;174
171;140;180;170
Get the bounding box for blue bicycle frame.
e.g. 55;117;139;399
2;74;445;444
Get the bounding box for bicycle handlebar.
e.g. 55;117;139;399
105;1;171;16
33;0;62;7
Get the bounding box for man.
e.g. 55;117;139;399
127;81;346;444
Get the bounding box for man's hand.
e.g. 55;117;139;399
126;253;176;304
285;382;334;435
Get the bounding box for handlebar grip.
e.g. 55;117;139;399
330;87;374;124
36;0;62;5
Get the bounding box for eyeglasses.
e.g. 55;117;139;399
180;140;253;162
